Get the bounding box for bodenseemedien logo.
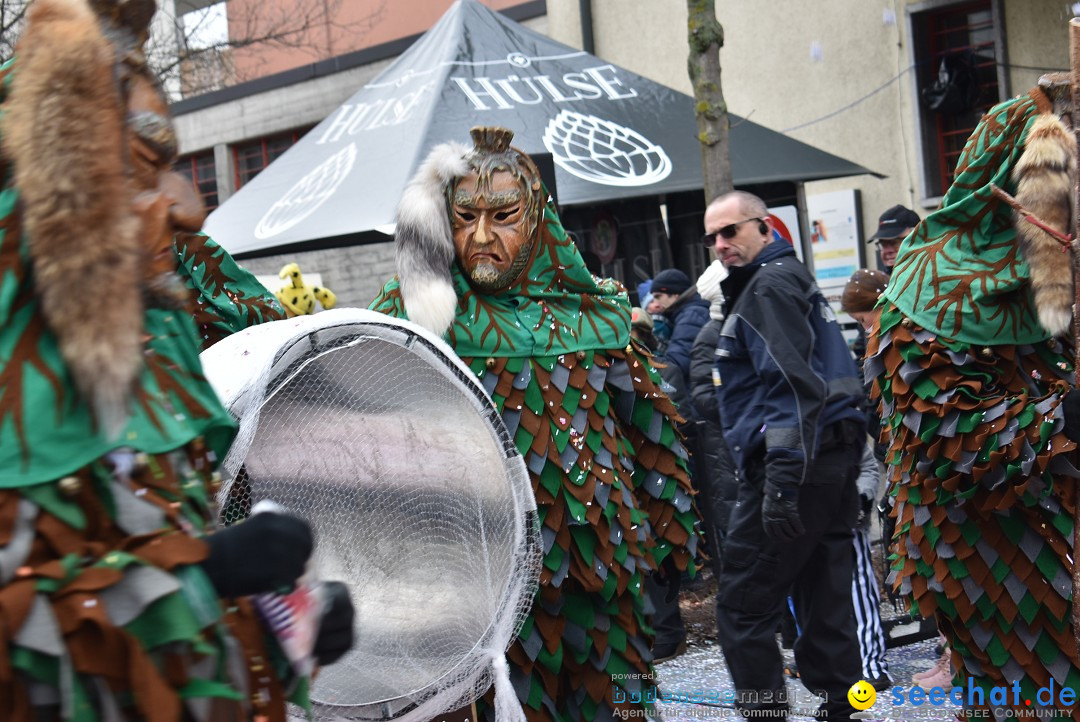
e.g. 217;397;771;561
609;683;825;719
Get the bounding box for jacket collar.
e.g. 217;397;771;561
720;239;797;309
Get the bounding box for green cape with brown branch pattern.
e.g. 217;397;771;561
883;90;1054;346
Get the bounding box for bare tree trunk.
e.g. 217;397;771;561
687;0;731;204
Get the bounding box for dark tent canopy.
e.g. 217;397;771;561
203;0;876;257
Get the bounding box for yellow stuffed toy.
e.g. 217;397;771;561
276;262;337;316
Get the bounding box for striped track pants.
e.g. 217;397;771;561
852;526;889;680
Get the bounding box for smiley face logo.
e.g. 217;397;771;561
847;680;876;710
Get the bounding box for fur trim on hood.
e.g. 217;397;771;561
1012;113;1076;337
5;0;142;436
394;141;470;336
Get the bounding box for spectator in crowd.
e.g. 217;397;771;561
632;306;693;663
867;205;920;273
843;267;890;387
642;291;671;357
841;267;892;463
631;307;690;412
706;190;865;720
688;260;739;563
630;306;659;351
649;268;711;379
841;268;890;341
840;270;893;691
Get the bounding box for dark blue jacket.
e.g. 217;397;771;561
714;240;865;488
661;293;711;380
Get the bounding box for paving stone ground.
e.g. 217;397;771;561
657;565;959;722
654;637;951;721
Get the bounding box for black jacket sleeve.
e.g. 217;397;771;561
663;302;710;379
688;318;739;555
690;319;722;423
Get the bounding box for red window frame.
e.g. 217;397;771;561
232;128;311;189
915;1;1000;197
174;151;219;212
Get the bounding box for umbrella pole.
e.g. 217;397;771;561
1070;17;1080;639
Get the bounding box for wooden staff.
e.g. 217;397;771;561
990;185;1075;248
1071;17;1080;639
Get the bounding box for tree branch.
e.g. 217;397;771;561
0;0;387;97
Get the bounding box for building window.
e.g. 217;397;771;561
911;0;1003;198
178;1;231;97
175;151;219;211
233;128;310;188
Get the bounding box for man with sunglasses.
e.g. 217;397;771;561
868;204;920;272
704;190;866;721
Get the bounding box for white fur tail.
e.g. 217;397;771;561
395;142;469;336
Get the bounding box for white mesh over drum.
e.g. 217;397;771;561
200;309;540;722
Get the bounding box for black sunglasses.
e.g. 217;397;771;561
701;217;764;246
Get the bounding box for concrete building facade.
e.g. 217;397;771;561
543;0;1069;232
167;0;1072;306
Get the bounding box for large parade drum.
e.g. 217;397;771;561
200;308;540;721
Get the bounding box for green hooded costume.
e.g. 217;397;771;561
371;128;698;722
0;1;299;715
869;87;1080;717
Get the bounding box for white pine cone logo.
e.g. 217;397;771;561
256;143;357;239
542;110;672;187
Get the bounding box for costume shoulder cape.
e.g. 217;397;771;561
883;90;1052;346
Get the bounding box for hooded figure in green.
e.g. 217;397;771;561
371;127;698;722
0;0;353;717
868;83;1080;718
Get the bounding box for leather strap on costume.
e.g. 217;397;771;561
223;599;289;722
0;443;295;720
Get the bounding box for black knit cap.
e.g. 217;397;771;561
651;268;691;295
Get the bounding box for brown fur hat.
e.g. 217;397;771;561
5;0;142;435
840;268;888;313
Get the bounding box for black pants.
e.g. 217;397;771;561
645;572;685;648
715;442;863;721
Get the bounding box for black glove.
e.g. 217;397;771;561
659;554;681;603
313;581;355;666
201;512;314;598
856;490;874;527
761;481;805;543
1062;390;1080;443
